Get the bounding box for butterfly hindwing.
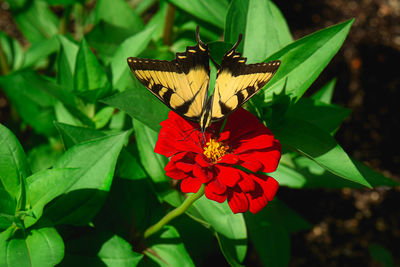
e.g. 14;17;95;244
211;47;280;121
127;39;210;121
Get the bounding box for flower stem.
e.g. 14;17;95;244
144;184;205;239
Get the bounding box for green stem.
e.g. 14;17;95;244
144;184;205;239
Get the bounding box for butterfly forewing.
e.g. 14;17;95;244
127;42;210;121
211;49;280;121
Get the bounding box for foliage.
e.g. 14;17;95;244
0;0;397;266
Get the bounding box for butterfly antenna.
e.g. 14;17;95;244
227;34;243;53
196;26;207;48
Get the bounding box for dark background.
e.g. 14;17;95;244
1;0;399;266
275;1;400;266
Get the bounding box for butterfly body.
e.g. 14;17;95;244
127;27;280;133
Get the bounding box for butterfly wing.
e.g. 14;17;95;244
210;46;280;122
127;37;210;122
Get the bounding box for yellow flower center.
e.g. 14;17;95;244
203;138;230;163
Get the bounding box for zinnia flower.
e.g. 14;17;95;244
154;108;281;214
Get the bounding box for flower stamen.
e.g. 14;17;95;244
203;138;229;163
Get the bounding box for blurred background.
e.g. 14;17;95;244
1;0;399;266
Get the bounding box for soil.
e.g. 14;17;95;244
1;0;399;266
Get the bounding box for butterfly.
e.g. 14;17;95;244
127;26;280;134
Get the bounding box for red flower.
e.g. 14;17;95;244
154;108;281;214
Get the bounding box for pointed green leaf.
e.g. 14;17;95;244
264;19;354;102
27;143;63;173
24;168;80;227
57;35;79;90
42;131;130;225
22;35;60;69
0;72;57;136
98;235;143;266
54;122;106;149
311;78;337;104
0;32;24;72
95;0;144;33
225;0;292;62
270;117;372;187
0;226;64;267
74;38;110;101
12;0;59;43
286;97;351;134
0;124;30;199
146;225;195;267
275;156;399;188
169;0;228;28
102;86;169;132
111;25;156;89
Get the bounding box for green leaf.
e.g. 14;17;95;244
286;97;351;134
369;243;393;267
0;32;24;71
24;168;80;227
42;131;130;225
264;19;354;103
98;235;143;266
74;38;110;101
191;196;247;266
311;78;337;104
116;149;147;180
12;0;59;43
0;124;30;200
275;155;399;188
54;122;106;149
94;107;115;129
270;117;372;187
0;226;64;267
0;72;57;136
225;0;293;62
95;0;144;33
27;143;63;173
86;21;135;63
102;86;169;132
246;212;290;267
57;35;79;90
0;188;16;229
22;35;60;69
145;225;195;267
111;25;156;89
132;119;181;205
169;0;228;28
60;229;143;266
1;70;94;131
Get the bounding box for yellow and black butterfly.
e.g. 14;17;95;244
127;27;280;133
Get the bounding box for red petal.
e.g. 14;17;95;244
246;174;279;214
205;184;227;203
218;153;239;164
215;165;241;187
237;172;256;192
227;189;249;214
181;178;202;193
195;154;211;167
193;165;212;183
175;161;194;172
206;179;227;195
233;134;275;154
